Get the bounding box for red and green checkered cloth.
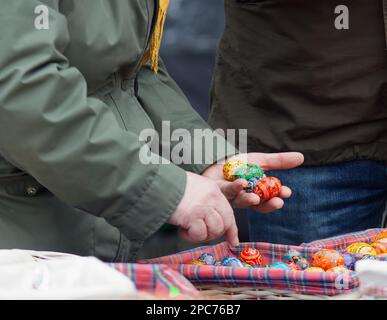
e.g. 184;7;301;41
108;228;387;297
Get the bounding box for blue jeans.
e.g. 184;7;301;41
248;160;387;245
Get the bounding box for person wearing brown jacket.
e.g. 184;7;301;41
210;0;387;244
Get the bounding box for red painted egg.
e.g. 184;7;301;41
239;248;262;266
253;177;282;201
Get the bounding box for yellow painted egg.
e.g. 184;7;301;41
304;267;325;272
345;242;377;255
326;266;351;273
223;160;245;181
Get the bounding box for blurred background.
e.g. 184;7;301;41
138;0;249;259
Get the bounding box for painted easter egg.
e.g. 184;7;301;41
284;250;310;270
286;262;302;271
223;160;245;181
310;250;345;271
239;248;262;267
326;266;351;274
233;163;264;181
270;262;291;270
345;243;377;255
370;241;387;255
372;231;387;243
304;267;325;272
253;177;282;201
198;253;216;265
221;257;244;267
338;251;356;271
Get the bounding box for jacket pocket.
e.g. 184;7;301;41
109;83;156;135
105;93;128;130
92;77;155;135
0;172;46;197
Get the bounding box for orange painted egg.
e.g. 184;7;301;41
372;231;387;243
376;238;387;245
310;250;345;271
370;241;387;255
253;177;282;201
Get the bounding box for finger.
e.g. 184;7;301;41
179;229;196;243
204;209;225;238
211;191;239;246
279;186;292;199
252;197;285;213
187;219;208;242
179;220;221;244
224;224;240;248
219;179;248;201
231;192;261;208
179;228;207;244
248;152;304;171
215;198;239;247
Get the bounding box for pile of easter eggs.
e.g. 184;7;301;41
190;248;353;273
270;249;350;273
191;248;263;268
223;160;282;201
190;232;387;273
310;249;348;272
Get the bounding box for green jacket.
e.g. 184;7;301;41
0;0;234;261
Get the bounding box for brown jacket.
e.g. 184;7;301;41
210;0;387;165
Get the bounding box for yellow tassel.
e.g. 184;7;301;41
142;0;170;73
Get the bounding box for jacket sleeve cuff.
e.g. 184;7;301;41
113;163;187;243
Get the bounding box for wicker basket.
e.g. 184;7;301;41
196;285;365;300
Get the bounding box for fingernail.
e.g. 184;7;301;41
229;239;240;248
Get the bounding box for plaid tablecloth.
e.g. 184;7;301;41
108;263;200;299
137;228;387;296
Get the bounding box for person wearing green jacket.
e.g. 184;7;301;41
0;0;303;262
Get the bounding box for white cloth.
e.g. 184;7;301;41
356;260;387;298
0;250;136;300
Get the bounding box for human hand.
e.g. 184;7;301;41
168;172;239;247
202;152;304;213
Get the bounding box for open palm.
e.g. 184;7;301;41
202;152;304;213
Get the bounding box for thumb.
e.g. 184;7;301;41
219;179;248;201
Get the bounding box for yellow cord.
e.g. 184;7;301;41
142;0;170;73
